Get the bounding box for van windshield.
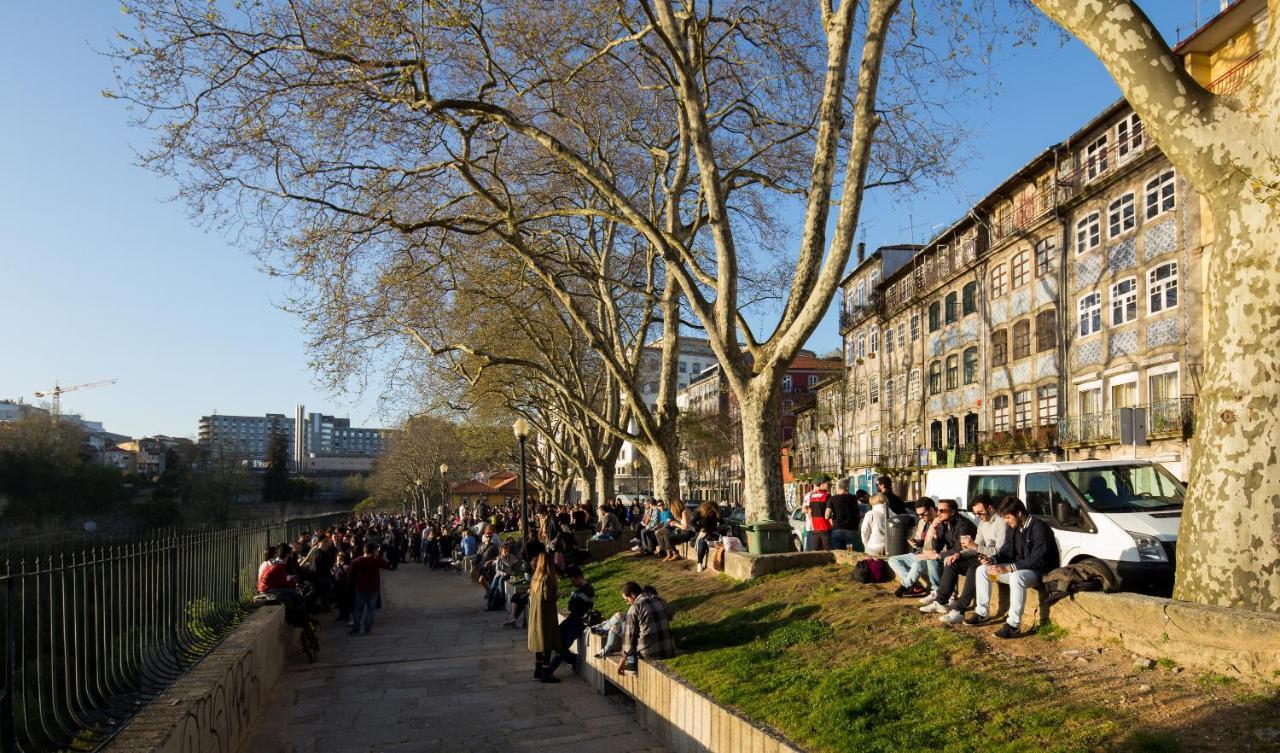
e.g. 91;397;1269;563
1061;464;1185;512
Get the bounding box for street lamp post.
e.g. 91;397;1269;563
513;418;531;542
414;478;423;519
439;463;449;522
632;459;642;496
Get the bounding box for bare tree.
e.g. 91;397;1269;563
1033;0;1280;611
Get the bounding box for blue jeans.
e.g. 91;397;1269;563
888;553;942;589
975;569;1043;628
352;590;378;632
831;529;856;551
804;530;830;551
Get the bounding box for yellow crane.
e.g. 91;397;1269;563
34;379;118;422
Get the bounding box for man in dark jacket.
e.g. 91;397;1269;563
917;499;976;611
966;496;1060;638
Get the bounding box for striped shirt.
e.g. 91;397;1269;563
625;593;675;660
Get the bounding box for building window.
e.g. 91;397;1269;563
870;377;879;405
910;314;920;342
808;374;818;388
1111;277;1138;325
1145;170;1176;220
1076;212;1100;254
929;361;942;395
1014;390;1032;429
679;362;687;373
1011;251;1029;289
869;327;879;354
886;328;894;354
928;302;942;332
782;375;793;392
909;370;921;399
991;329;1008;366
1086;134;1108;181
1108;192;1136;238
991;265;1008;298
1037;384;1058;425
944;292;958;324
993;395;1010;432
1012;319;1031;360
945;355;959;390
1148;262;1178;313
885;375;894;408
1078;293;1102;337
857;334;866;360
857;380;867;410
897;324;906;349
1116;113;1144;161
1149;369;1178;403
1035;309;1057;352
1080;386;1103;416
963;347;979;384
930;421;943;450
961;281;977;315
1034;238;1056;277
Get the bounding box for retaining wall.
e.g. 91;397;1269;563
103;606;293;753
577;631;803;753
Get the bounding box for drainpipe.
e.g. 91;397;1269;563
1053;144;1071;462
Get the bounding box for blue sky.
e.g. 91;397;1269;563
0;2;1203;439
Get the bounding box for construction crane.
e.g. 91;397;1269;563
34;379;118;421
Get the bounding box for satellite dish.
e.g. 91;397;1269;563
84;520;98;533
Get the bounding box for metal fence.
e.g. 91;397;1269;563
0;512;346;752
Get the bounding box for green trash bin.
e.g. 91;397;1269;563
743;520;793;554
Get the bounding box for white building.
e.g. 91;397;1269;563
616;336;719;482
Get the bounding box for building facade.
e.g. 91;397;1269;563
199;406;387;469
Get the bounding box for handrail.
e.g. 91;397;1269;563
1207;51;1260;95
0;512;346;752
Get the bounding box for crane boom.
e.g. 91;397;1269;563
33;379;119;421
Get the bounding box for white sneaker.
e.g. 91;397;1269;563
631;545;642;552
939;610;965;625
696;563;704;573
919;601;948;614
917;590;938;605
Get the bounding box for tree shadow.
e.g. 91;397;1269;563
672;601;820;652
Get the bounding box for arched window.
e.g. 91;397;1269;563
944;292;958;323
1012;320;1031;360
945;355;959;390
963;347;979;384
928;361;942;395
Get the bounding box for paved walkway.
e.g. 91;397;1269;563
240;566;667;753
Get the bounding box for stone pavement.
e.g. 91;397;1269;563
238;565;668;753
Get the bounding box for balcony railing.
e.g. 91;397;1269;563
981;425;1059;455
992;193;1054;242
839;291;881;332
1058;398;1196;446
1207;51;1260;95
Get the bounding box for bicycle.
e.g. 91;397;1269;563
252;593;321;662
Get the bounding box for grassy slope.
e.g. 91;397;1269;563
568;555;1187;753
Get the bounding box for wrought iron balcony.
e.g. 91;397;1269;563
1057;398;1195;446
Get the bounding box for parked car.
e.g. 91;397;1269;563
924;460;1184;595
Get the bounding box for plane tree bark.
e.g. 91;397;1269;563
1033;0;1280;612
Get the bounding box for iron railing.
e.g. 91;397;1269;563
1057;398;1196;446
1207;51;1260;95
0;512;346;752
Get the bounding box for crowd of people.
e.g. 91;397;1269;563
800;475;1061;638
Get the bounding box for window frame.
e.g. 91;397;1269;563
1035;309;1057;353
991;264;1009;298
1075;212;1101;254
1148;262;1178;314
1116;113;1144;162
1012;319;1031;360
1014;389;1032;429
1078;293;1103;337
910;314;920;342
1085;134;1109;181
993;395;1011;433
1110;277;1138;326
991;328;1008;367
1011;250;1029;289
962;347;979;384
1037;384;1058;426
945;354;959;390
961;281;977;315
1145;169;1176;220
944;292;958;324
1107;192;1136;238
928;361;942;395
1034;238;1056;277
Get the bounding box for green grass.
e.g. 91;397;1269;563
1156;657;1178;670
1035;621;1068;641
1197;672;1240;688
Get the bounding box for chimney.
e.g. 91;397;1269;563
856;242;866;264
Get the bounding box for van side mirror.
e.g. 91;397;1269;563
1053;499;1081;527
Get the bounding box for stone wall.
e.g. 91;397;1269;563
577;632;802;753
103;606;292;753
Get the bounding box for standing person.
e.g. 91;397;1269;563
332;550;353;624
860;493;888;555
543;565;596;681
804;476;832;551
968;496;1060;638
872;475;907;516
826;479;860;551
527;552;564;682
348;543;389;636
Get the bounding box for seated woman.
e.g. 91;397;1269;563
662;499;696;562
693;501;722;572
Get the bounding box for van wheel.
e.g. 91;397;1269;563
791;534;802;552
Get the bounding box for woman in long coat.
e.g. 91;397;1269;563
527;551;564;682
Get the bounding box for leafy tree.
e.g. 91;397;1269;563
262;430;291;503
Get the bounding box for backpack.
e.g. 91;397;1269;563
485;587;507;612
851;558;892;584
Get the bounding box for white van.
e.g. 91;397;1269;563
924;460;1184;594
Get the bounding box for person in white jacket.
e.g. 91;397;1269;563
860;495;888;555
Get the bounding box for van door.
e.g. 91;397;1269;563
1025;471;1094;564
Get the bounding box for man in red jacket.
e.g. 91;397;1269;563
257;545;305;625
804;476;832;551
349;542;390;635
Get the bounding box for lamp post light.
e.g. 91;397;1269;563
513;418;531;542
632;458;643;497
439;463;449;522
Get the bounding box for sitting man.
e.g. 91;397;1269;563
888;497;940;599
965;495;1060;638
592;503;623;541
915;498;976;611
257;545;306;625
616;581;675;675
933;494;1009;622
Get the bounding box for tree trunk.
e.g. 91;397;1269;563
738;385;787;522
644;425;681;504
594;463;615;511
1174;190;1280;612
